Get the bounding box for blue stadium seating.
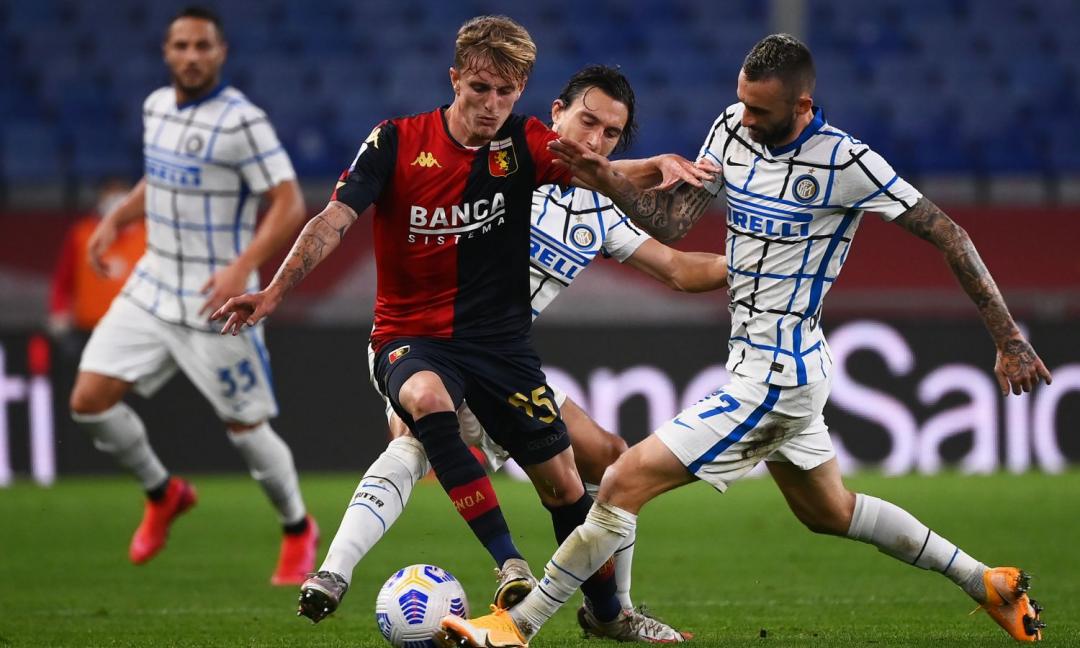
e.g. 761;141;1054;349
1;0;1078;186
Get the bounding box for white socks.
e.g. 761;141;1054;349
228;422;306;526
320;436;430;583
73;403;167;490
511;502;637;639
847;493;986;599
586;482;635;610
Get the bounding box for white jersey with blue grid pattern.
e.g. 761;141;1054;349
698;103;921;386
123;84;296;330
529;185;650;318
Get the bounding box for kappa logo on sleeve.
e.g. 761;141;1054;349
488;138;518;177
388;345;410;364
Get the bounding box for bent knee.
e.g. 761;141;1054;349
400;388;453;419
70;386;116;416
793;502;854;536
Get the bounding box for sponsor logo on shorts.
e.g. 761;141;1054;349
388;345;410;364
526;432;562;451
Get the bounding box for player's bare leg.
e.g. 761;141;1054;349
70;371;194;564
442;436;695;646
768;458;1043;641
562;397;627;485
225;419;316;585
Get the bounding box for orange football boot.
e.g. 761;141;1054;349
979;567;1044;642
437;605;529;648
129;477;197;564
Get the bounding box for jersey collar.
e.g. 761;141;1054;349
768;106;825;157
176;81;227;111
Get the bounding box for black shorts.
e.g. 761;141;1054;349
373;337;570;466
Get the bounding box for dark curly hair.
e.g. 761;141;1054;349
557;64;637;153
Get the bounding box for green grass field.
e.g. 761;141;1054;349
1;471;1077;647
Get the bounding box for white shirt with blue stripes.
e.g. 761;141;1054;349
528;185;650;318
124;84;296;330
699;103;922;387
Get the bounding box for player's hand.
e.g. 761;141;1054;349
548;137;612;187
652;154;719;191
86;220;119;278
199;261;252;318
994;335;1052;395
211;289;280;335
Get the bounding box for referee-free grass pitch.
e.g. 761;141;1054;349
1;471;1076;647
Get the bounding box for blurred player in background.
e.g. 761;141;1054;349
68;6;317;585
300;65;727;641
215;16;710;640
49;178;145;353
442;33;1052;646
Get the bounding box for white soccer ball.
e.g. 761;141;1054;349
375;564;469;647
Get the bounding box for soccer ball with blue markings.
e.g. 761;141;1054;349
375;564;469;647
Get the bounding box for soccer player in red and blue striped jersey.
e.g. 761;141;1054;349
214;14;713;630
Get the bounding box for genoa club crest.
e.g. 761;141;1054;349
388;345;410;364
488;138;518;177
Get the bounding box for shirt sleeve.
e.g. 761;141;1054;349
524;117;572;187
330;120;398;215
600;199;651;262
234;107;297;193
696;110;733;198
840;146;922;221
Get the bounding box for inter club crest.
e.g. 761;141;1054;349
488;138;518;177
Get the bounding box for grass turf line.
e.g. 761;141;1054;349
0;471;1076;646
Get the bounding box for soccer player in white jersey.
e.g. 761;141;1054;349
441;34;1054;646
297;66;726;641
68;6;318;585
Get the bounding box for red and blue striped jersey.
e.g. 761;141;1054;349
332;108;571;351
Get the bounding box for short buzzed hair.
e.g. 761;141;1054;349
166;6;225;43
454;15;536;85
742;33;815;99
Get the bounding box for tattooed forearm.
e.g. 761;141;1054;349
268;202;357;295
610;180;715;244
893;197;1020;344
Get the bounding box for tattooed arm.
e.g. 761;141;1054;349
549;138;718;243
606;180;717;244
212;201;359;334
893;197;1052;394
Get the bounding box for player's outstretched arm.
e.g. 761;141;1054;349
549;138;718;243
87;178;146;277
892;196;1053;394
199;179;306;317
212;200;358;334
624;239;729;292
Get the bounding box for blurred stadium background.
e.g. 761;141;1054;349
0;0;1077;484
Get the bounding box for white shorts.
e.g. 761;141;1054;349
80;296;279;425
366;342;566;472
655;374;834;492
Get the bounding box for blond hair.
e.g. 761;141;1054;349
454;15;536;84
